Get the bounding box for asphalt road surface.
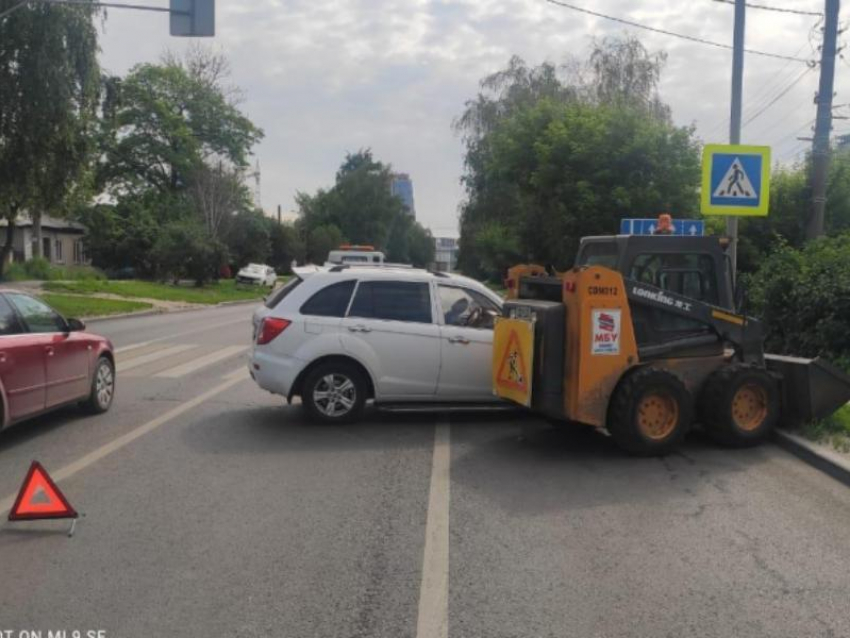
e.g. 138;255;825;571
1;304;849;638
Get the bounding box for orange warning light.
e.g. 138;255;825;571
9;461;77;521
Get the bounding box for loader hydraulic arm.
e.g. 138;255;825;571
624;278;764;365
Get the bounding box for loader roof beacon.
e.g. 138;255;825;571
701;144;771;216
495;219;850;456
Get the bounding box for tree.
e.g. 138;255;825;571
454;37;699;279
296;150;406;250
97;56;263;197
0;1;101;275
268;223;306;273
408;223;436;268
306;224;345;264
150;219;227;285
226;209;271;268
188;162;253;241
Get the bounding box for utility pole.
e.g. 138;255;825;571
277;204;282;226
727;0;746;279
807;0;841;239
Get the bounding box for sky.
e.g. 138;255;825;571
98;0;847;238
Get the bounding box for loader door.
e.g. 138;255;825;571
627;252;724;357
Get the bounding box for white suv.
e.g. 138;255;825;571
249;266;503;423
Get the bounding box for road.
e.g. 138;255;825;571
1;304;850;638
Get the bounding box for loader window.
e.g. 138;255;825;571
576;241;618;269
630;253;718;305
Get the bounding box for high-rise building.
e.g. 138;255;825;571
390;173;415;218
433;237;458;272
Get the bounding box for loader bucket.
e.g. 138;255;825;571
765;354;850;425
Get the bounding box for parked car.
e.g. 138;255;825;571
236;263;277;287
249;266;504;422
0;290;115;430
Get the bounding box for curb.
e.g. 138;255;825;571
83;298;262;323
774;429;850;488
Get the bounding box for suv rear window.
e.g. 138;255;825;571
300;280;356;317
349;281;432;323
265;277;302;309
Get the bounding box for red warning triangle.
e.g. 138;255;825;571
8;461;77;521
496;329;529;392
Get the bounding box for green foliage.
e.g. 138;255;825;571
737;147;850;273
150;220;228;285
98;55;263;195
306;224;345;264
44;279;266;304
747;234;850;373
226;209;271;268
40;293;151;318
455;38;700;279
296;150;435;266
268;223;306;273
0;1;101;275
1;257;105;282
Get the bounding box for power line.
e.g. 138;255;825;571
742;66;815;126
711;0;822;17
544;0;815;63
0;1;28;20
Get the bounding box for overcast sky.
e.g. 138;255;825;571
99;0;846;237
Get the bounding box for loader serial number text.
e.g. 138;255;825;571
0;631;106;638
588;286;618;296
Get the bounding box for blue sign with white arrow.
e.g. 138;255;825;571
619;218;705;237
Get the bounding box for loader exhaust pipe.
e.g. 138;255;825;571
765;354;850;425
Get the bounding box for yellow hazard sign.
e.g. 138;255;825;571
492;317;534;407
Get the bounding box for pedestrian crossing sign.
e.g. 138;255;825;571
701;144;770;216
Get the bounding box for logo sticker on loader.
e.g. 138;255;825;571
592;309;621;355
493;318;534;407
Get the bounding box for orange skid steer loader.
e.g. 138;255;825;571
492;232;850;456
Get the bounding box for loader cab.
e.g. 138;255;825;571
576;235;735;357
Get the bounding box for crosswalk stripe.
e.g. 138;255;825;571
117;344;198;372
155;345;248;379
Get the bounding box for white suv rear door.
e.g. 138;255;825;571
435;284;501;401
341;279;440;399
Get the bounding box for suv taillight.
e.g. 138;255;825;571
257;317;291;345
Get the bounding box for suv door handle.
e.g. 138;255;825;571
448;336;470;345
348;325;372;333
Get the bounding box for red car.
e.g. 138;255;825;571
0;290;115;429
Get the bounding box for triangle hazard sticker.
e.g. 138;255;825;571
496;329;529;392
713;157;758;199
9;461;77;521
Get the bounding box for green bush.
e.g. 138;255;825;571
151;220;228;285
747;234;850;374
1;257;105;282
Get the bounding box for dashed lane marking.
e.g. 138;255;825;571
416;421;450;638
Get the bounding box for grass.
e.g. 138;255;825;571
42;279;271;305
801;404;850;453
40;293;153;318
2;258;105;282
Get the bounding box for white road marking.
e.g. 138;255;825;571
114;316;249;354
0;370;247;516
416;421;450;638
117;344;198;372
155;345;248;378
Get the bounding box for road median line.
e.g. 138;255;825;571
416;421;450;638
0;370;247;516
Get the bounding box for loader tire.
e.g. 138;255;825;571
699;364;779;447
607;367;693;456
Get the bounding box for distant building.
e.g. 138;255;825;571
390;173;416;218
0;214;89;266
433;236;458;272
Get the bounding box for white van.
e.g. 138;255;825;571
325;245;385;266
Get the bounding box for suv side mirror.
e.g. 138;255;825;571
67;317;86;332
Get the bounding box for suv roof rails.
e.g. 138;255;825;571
427;269;450;278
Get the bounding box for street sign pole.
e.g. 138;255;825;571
727;0;746;281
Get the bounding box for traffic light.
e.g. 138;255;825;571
170;0;215;37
